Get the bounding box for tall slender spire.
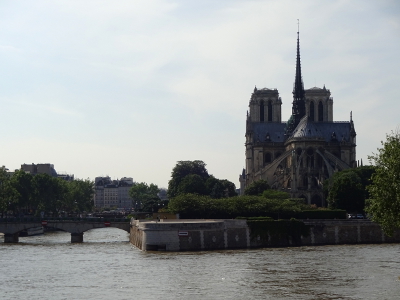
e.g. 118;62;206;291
293;20;305;101
291;20;306;124
286;21;306;136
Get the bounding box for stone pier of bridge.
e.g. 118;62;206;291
71;232;84;243
4;233;20;243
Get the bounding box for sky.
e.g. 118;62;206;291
1;0;399;188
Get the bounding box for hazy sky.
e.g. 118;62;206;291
1;0;399;188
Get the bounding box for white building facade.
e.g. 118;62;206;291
94;176;135;209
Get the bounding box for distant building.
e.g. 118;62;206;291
157;188;168;202
57;174;74;181
21;163;57;177
94;176;134;209
2;165;14;176
118;177;135;209
21;163;74;181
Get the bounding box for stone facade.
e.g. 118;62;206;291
239;32;356;206
130;219;249;251
94;176;134;209
21;163;57;176
130;219;400;252
21;163;74;181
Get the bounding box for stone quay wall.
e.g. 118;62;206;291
129;219;400;251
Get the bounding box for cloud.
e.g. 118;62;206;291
0;0;399;187
0;44;21;52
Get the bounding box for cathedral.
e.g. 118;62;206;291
239;30;356;206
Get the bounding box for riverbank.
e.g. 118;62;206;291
130;218;400;251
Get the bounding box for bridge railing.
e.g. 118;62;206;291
0;217;42;223
0;217;131;223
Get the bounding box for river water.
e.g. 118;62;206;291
1;228;400;300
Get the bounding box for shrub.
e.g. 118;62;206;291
296;210;346;219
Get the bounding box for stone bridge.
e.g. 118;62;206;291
0;218;131;243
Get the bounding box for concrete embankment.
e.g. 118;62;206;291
130;219;400;251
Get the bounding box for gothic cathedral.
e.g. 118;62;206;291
239;30;357;206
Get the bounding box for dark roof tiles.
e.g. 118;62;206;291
291;116;352;142
252;123;286;143
250;116;352;143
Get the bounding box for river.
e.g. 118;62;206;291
0;228;399;300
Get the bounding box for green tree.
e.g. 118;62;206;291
209;180;225;199
244;180;270;196
168;193;212;218
177;174;208;196
32;174;66;216
366;131;400;235
168;161;209;198
0;166;19;216
219;179;237;197
324;166;375;211
205;176;237;198
129;182;160;212
327;171;365;212
10;170;34;214
64;179;94;214
352;166;376;200
168;160;237;200
205;176;220;195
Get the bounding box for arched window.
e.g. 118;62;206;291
307;148;314;168
296;148;303;167
268;101;272;122
318;101;323;121
309;101;315;121
312;177;318;187
287;179;292;189
303;176;308;187
260;101;264;122
265;152;272;164
316;153;323;168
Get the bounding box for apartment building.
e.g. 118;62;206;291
94;176;134;209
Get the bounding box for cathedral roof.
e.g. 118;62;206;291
251;122;287;143
290;115;353;142
249;116;353;144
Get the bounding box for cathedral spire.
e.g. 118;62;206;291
293;20;305;101
291;20;306;127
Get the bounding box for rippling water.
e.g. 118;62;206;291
1;228;400;300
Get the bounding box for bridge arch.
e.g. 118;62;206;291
0;218;131;243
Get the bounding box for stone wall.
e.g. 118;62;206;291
130;219;400;252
